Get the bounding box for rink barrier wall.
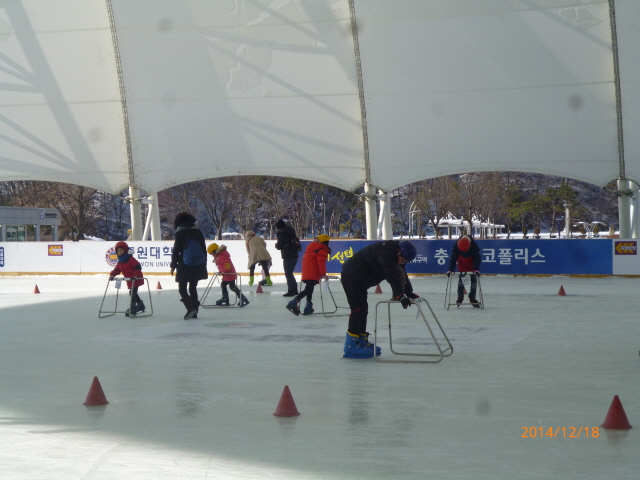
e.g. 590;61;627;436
0;239;638;276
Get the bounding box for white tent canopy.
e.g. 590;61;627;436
1;1;639;195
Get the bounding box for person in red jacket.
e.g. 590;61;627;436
207;243;249;307
109;241;145;316
285;234;331;316
447;235;482;307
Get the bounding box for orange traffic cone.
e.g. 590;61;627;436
156;281;162;290
33;285;40;294
83;376;109;406
374;284;383;294
273;385;300;417
602;395;632;429
255;283;264;293
558;285;566;296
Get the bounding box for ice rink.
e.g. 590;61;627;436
0;273;638;479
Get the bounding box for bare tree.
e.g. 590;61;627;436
191;177;248;240
408;176;454;238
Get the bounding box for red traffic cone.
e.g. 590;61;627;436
33;285;40;294
602;395;632;429
374;284;383;294
273;385;300;417
156;281;162;290
83;376;109;406
558;285;566;296
255;283;264;293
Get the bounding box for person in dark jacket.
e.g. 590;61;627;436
341;240;420;359
285;234;330;316
447;235;482;307
170;212;208;320
275;219;301;297
109;241;145;316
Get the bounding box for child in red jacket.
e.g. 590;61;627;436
447;235;482;307
286;234;331;316
207;243;249;307
109;241;145;316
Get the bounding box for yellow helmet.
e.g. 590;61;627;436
207;243;219;254
317;234;330;243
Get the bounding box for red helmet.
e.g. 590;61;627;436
115;241;129;252
457;236;471;252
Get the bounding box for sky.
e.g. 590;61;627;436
0;273;638;479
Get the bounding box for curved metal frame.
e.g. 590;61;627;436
373;298;453;363
200;272;244;308
98;276;153;318
444;273;484;310
318;276;350;318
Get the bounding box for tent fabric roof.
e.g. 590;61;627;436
1;1;638;195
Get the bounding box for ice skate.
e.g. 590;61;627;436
286;299;301;316
215;295;230;306
342;331;374;359
456;297;463;307
238;294;250;307
469;297;480;308
359;332;382;356
302;302;314;316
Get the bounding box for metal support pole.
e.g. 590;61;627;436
128;186;143;241
618;178;632;238
364;183;377;240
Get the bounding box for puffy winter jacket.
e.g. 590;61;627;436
110;254;144;288
213;246;237;282
301;241;330;281
448;238;482;272
341;240;412;298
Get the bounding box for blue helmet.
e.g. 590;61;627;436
398;240;417;262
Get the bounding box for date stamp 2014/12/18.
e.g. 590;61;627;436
521;427;599;438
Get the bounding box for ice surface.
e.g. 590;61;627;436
0;274;638;479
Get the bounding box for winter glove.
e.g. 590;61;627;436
473;270;480;277
109;276;114;281
447;271;452;277
395;295;412;309
406;292;420;299
170;268;175;276
321;275;329;281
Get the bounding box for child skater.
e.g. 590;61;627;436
285;234;331;316
447;234;482;307
207;243;250;307
109;241;145;316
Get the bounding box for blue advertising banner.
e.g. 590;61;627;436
297;239;612;276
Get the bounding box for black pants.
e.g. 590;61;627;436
178;281;199;304
249;261;270;277
457;273;478;299
341;271;369;335
295;280;317;304
129;286;141;304
221;280;241;297
283;256;299;293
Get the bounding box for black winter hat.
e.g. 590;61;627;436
174;212;196;229
275;219;286;230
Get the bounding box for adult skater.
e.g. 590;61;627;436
244;230;272;286
170;212;208;319
275;219;301;297
341;240;420;359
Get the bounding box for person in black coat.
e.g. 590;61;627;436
170;212;208;320
341;240;420;359
274;219;301;297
